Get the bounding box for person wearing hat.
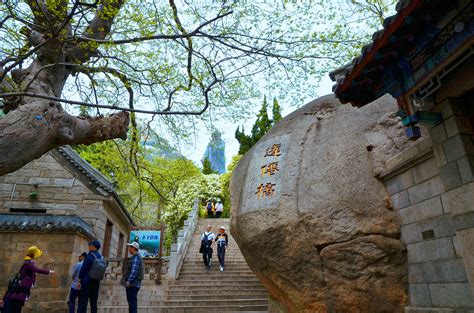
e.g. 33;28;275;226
215;226;229;271
68;252;87;313
215;201;223;218
122;242;144;313
2;246;55;313
77;240;103;313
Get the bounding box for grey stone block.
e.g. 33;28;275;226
429;283;474;308
409;283;432;306
392;190;410;210
398;196;444;225
412;157;441;185
430;124;448;145
52;178;75;187
439;162;462;191
408;258;468;283
441;182;474;216
404;308;454;313
457;156;474;184
433;144;448;167
28;177;52;185
408;176;444;204
407;238;455;263
386;171;415;195
452;212;474;231
444;116;460;138
443;135;467;163
401;214;455;245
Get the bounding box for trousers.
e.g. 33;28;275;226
77;280;100;313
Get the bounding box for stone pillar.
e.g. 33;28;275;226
430;97;474;294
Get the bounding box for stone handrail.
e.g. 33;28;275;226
168;199;199;280
104;257;163;285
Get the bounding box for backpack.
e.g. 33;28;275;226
206;202;213;210
199;232;212;253
88;253;107;281
6;264;29;295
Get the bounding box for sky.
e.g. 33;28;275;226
180;73;335;169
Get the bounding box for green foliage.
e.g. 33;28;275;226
202;157;216;175
220;154;243;218
235;96;283;155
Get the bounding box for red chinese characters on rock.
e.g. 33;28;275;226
256;143;282;200
261;162;280;176
264;144;282;157
255;182;276;199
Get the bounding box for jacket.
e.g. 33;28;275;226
6;260;50;304
78;250;102;285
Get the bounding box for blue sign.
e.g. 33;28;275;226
130;230;161;257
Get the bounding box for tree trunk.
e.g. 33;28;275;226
0;60;129;176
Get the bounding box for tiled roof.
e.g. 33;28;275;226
53;146;135;226
0;213;95;239
329;0;418;102
56;146;115;193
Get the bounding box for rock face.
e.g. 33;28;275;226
230;94;408;312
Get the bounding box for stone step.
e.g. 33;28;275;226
164;299;268;307
166;289;268;296
168;283;265;290
178;272;259;281
167;293;268;301
98;305;268;313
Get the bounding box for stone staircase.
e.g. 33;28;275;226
163;218;269;312
97;218;268;313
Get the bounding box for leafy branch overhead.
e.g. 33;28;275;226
0;0;396;175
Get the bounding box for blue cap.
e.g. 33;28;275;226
88;240;101;249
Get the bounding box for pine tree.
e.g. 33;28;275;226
272;97;282;122
202;157;214;174
235;96;283;155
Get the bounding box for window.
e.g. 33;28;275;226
117;233;124;258
103;220;113;258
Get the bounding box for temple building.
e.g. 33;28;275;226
331;0;473;311
0;146;134;313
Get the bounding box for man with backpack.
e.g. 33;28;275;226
77;240;106;313
206;201;214;218
200;225;216;271
122;242;144;313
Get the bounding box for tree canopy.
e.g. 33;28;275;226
0;0;396;175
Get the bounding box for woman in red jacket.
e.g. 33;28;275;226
1;246;55;313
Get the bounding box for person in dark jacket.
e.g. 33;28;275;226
77;240;103;313
215;226;229;271
122;242;144;313
2;246;55;313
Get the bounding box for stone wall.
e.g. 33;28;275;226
0;152;130;258
104;258;163;286
381;106;474;311
0;232;88;313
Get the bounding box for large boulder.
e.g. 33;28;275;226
230;94;408;312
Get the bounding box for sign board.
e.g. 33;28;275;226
129;230;161;258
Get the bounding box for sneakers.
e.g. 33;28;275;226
219;266;224;272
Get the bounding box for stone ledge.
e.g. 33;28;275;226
379;137;433;181
405;307;454;313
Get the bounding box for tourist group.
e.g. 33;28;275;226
0;240;144;313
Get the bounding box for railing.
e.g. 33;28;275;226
104;257;163;285
168;199;199;280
